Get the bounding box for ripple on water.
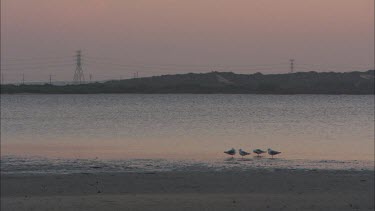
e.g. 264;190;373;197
0;155;373;175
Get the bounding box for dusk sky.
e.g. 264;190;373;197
1;0;374;83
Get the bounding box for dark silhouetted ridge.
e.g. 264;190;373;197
1;70;374;94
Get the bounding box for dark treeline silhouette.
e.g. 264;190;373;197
1;70;374;94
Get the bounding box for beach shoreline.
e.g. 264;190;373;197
1;169;374;210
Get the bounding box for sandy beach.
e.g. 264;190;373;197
1;169;374;211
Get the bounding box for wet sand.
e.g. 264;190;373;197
1;169;374;211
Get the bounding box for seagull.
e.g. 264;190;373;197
224;148;236;158
268;148;281;158
239;149;250;158
253;149;266;156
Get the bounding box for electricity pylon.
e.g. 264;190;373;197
73;50;85;84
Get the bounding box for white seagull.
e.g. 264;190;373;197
239;149;250;158
224;148;236;158
253;149;266;156
268;148;281;158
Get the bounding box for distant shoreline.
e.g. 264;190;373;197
1;70;374;94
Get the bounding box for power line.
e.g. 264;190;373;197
76;55;375;70
2;52;372;84
1;61;75;67
84;61;287;73
2;56;73;61
84;57;287;68
1;63;75;71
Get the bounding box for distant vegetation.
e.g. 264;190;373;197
1;70;374;94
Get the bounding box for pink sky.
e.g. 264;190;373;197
1;0;374;83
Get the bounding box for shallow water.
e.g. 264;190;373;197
1;155;373;174
1;94;374;164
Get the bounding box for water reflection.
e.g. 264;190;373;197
1;94;374;161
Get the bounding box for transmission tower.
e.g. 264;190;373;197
73;50;85;84
49;74;54;85
290;59;294;73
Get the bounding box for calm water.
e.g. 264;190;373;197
1;94;374;171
